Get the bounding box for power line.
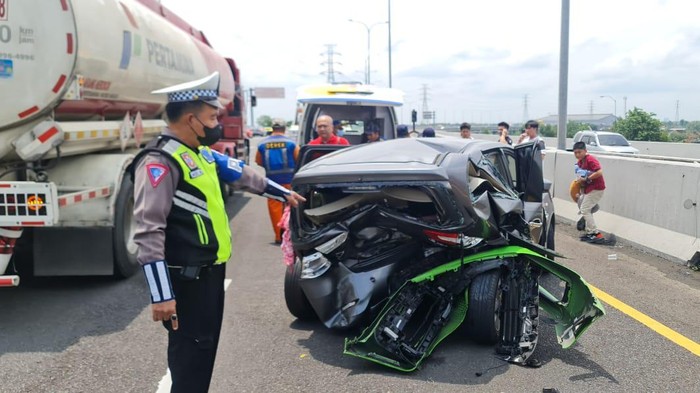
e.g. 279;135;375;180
320;44;342;83
421;84;432;124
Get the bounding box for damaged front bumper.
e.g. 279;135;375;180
343;246;606;372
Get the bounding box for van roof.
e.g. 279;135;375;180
296;84;403;107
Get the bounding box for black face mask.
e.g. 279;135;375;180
193;116;223;146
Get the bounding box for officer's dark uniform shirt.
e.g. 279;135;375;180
133;129;268;267
257;134;297;185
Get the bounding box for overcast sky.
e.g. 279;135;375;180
162;0;699;125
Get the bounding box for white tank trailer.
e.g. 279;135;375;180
0;0;242;286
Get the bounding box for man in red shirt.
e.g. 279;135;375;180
309;115;350;145
573;141;606;243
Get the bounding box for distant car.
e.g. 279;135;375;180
251;128;265;137
573;131;639;154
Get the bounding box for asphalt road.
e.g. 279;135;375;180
1;170;698;392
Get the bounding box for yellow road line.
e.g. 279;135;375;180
590;285;700;357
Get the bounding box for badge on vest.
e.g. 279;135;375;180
190;169;204;179
180;152;199;170
266;142;287;149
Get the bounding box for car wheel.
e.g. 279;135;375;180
464;270;503;344
284;257;316;320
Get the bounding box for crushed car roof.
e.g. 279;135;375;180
293;138;506;184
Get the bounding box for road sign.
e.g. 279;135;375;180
254;87;285;99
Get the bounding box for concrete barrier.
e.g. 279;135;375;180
538;136;700;160
468;133;700;160
437;130;700;263
544;150;700;263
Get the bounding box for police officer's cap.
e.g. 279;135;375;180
152;72;224;109
397;124;409;136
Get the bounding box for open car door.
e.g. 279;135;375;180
514;140;544;202
513;140;546;245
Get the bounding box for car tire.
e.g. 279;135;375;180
465;269;503;344
113;175;140;278
284;257;316;320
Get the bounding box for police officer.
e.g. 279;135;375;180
364;122;383;143
396;124;410;138
255;119;299;243
132;72;305;393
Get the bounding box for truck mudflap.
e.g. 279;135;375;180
343;246;605;372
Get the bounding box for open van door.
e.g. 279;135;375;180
295;145;351;173
295;84;403;146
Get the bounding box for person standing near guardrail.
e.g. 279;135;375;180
517;120;546;159
498;121;513;145
460;122;473;139
573;141;606;243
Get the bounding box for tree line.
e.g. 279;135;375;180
539;107;699;143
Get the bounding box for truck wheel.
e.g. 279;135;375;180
113;175;140;278
284;257;316;320
465;270;503;344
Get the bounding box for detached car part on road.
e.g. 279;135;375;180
284;138;605;371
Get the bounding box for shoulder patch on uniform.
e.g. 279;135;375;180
227;158;242;172
180;152;198;170
146;163;169;188
200;148;215;163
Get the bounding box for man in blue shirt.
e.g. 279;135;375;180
256;119;300;243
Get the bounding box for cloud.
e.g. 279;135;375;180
158;0;700;123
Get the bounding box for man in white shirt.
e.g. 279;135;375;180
460;122;473;139
517;120;546;158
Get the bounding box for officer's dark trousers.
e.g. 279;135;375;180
164;264;226;393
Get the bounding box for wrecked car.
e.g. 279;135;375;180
284;138;605;371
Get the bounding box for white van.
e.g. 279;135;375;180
294;83;404;145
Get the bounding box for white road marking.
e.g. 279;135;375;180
155;369;171;393
155;278;233;392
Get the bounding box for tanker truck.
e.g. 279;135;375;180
0;0;248;287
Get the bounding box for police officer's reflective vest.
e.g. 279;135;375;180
257;135;296;184
133;136;232;266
